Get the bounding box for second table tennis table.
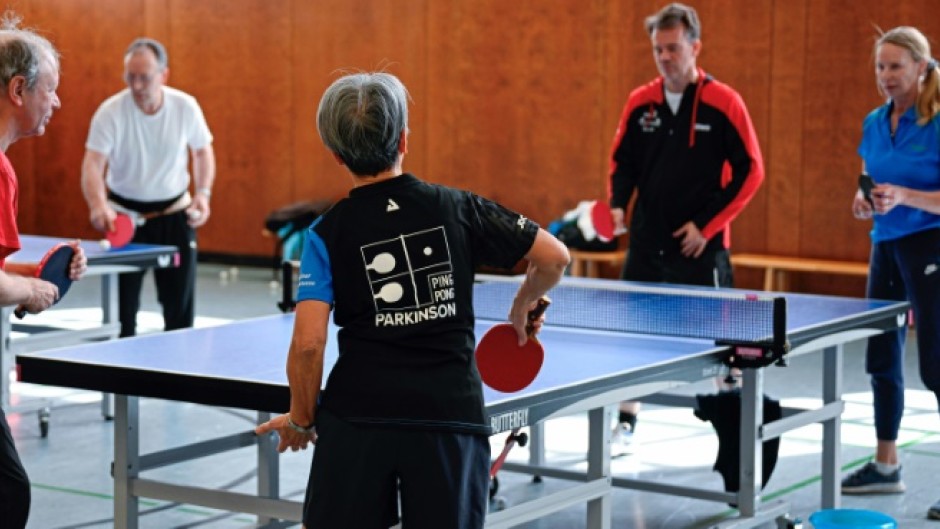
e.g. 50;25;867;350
16;275;909;528
2;235;178;416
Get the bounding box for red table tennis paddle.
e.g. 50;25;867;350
476;296;551;393
590;201;616;242
105;213;136;249
14;243;75;319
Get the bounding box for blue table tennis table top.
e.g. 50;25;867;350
9;234;178;268
16;277;909;432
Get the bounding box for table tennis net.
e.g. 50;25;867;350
473;279;785;346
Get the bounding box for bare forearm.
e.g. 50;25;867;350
81;151;109;210
0;271;35;306
901;188;940;215
516;260;565;307
508;230;569;334
192;146;216;192
286;341;324;427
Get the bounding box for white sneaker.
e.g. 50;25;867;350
610;423;633;456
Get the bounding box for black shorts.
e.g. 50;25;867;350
304;409;490;529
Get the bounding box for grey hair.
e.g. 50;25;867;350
126;37;168;69
0;11;59;90
645;3;701;42
316;72;410;176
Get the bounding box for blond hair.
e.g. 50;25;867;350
877;26;940;125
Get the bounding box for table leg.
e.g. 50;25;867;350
256;411;279;526
738;368;764;517
101;274;118;419
113;394;140;529
570;259;584;277
821;344;843;508
585;406;612;529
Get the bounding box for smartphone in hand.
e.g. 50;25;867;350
858;174;875;206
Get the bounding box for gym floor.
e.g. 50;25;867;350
7;263;939;528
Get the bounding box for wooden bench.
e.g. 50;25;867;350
568;250;625;278
731;253;869;291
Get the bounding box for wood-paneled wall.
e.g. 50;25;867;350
7;0;940;294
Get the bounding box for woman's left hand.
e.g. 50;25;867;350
255;414;317;452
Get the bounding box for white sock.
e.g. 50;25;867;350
874;461;900;475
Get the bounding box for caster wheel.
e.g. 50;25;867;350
38;407;50;438
532;475;543;483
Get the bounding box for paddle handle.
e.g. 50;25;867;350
524;296;552;336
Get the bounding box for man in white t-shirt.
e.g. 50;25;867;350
81;38;215;337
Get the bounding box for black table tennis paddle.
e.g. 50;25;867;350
858;174;875;207
14;243;75;319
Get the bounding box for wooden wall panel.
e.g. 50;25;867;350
425;0;614;223
165;0;294;251
291;0;430;206
767;0;807;256
6;0;940;295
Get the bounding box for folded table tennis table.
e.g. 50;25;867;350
16;275;909;528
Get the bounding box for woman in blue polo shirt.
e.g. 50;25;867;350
841;26;940;520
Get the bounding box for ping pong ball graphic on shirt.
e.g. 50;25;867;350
424;247;432;256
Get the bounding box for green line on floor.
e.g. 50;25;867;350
30;482;258;522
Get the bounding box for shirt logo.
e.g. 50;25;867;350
926;263;938;276
694;123;711;132
387;199;400;212
638;108;661;132
363;227;458;327
517;215;527;230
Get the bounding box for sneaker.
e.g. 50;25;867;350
610;423;633;456
841;462;906;494
928;498;940;520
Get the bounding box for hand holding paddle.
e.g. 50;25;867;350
589;201;617;242
858;174;875;207
14;243;75;318
476;296;551;393
101;213;136;250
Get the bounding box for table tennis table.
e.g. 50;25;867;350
2;235;178;417
16;275;909;529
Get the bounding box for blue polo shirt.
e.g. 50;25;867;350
859;102;940;242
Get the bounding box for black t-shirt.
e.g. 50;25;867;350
297;174;538;434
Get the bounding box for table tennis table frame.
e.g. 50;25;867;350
98;337;852;529
16;283;908;529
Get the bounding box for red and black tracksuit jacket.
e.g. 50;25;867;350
607;68;764;254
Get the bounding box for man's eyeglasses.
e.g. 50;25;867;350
124;72;158;85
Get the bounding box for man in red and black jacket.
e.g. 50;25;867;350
607;2;764;444
609;2;763;286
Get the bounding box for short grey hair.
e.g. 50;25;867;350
0;11;59;90
645;3;701;42
316;72;410;176
126;37;168;69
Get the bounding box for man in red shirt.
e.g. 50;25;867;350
0;13;87;528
